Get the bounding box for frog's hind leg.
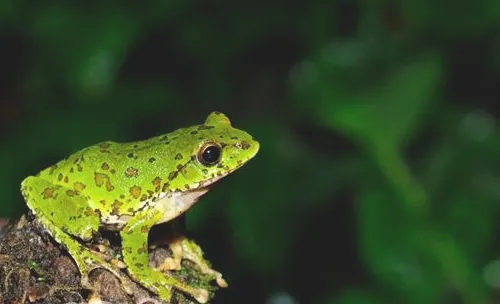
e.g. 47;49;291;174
37;217;127;288
21;176;130;292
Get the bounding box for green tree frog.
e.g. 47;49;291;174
20;112;259;303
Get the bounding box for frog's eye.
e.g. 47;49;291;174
198;143;222;166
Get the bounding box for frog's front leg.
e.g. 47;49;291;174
20;176;131;292
158;237;228;288
121;206;209;303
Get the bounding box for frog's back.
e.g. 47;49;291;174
45;137;156;176
35;130;190;212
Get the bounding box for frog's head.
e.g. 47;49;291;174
159;111;259;222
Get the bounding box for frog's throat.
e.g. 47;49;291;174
157;173;228;224
157;188;209;224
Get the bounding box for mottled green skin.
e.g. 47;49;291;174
20;112;259;303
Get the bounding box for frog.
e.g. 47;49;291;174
20;111;259;303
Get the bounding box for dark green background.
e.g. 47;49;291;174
1;1;500;303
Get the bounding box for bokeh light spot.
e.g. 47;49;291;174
265;292;299;304
483;259;500;287
460;109;495;142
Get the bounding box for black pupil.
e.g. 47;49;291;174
201;145;221;164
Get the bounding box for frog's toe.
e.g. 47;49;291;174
200;268;227;288
192;288;209;304
158;257;182;271
188;260;227;287
215;274;228;288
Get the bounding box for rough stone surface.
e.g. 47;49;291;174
0;216;218;304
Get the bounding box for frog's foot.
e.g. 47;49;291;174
88;244;127;269
75;247;134;295
147;269;210;303
158;237;228;288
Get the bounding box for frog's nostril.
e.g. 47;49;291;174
240;140;251;150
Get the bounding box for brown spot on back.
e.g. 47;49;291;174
66;190;76;197
84;207;96;216
101;162;110;170
77;164;83;172
148;157;156;163
99;143;111;149
162;183;170;192
152;177;162;192
127;153;135;159
105;179;114;192
174;153;183;160
63;176;69;183
125;167;139;177
57;173;63;181
190;131;198;135
129;186;142;199
94;173;107;187
74;182;86;192
42;187;55;199
111;200;122;215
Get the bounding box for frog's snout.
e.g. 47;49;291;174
244;138;259;160
252;139;260;155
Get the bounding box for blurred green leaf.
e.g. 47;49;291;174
312;53;441;147
356;183;444;303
